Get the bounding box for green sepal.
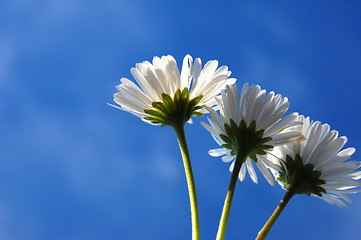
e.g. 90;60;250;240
221;143;232;150
249;153;257;162
220;134;232;144
142;88;204;126
224;123;234;138
192;112;204;117
191;94;203;104
257;150;267;155
277;154;327;197
152;102;170;115
249;120;256;132
143;116;167;126
192;105;204;111
162;93;176;110
219;119;274;162
173;89;181;102
230;119;238;131
181;87;189;99
144;109;168;119
240;120;247;130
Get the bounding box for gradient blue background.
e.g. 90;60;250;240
1;1;360;239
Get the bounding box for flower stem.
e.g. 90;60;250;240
172;124;200;240
216;151;248;240
256;190;295;240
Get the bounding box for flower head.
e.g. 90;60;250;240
202;84;302;185
270;116;361;209
110;55;236;127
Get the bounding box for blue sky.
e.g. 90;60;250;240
1;1;361;240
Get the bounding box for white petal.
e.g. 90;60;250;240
263;112;300;137
238;164;247;181
268;131;303;146
246;158;258;184
180;54;193;89
256;161;275;186
131;67;160;101
222;155;236;163
209;148;230;157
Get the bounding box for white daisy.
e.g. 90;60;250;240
270;116;361;209
110;54;236;127
202;84;303;185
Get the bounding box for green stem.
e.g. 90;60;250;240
172;124;200;240
216;151;248;240
256;190;295;240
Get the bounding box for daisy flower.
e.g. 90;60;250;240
271;115;361;209
203;83;302;240
202;83;303;185
257;116;360;240
110;54;236;127
110;54;235;240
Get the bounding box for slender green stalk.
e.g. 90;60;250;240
256;190;295;240
172;124;200;240
216;151;248;240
